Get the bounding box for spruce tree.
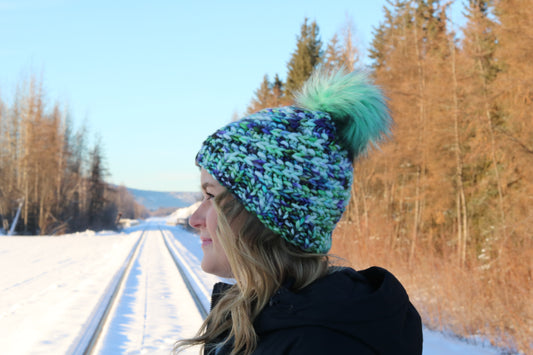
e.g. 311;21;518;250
247;75;273;114
285;18;323;99
323;33;343;71
88;143;105;229
247;73;286;114
271;74;285;107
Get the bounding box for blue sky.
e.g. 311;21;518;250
0;0;465;192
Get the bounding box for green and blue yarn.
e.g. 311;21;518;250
196;68;391;253
295;68;391;160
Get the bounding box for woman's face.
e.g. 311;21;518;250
189;168;233;278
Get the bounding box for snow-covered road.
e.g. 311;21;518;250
0;230;139;354
96;227;203;354
0;219;504;354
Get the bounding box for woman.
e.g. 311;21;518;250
175;68;423;354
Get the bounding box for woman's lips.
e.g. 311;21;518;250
201;238;213;247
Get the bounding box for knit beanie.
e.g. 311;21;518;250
196;68;391;253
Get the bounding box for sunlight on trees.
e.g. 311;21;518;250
0;75;147;235
246;4;531;353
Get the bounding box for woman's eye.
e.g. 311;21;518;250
204;192;215;201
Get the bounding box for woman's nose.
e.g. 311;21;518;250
188;203;204;230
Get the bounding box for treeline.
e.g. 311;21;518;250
363;0;532;267
347;1;531;352
247;0;531;353
0;76;148;235
246;17;359;113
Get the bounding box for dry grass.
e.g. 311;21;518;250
331;221;532;354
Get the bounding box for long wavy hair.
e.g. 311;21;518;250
173;190;330;355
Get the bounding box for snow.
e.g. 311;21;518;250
0;231;139;354
0;218;506;354
423;328;502;354
95;228;203;354
165;202;202;225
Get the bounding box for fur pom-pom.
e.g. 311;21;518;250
295;67;391;159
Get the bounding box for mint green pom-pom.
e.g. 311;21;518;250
295;68;391;159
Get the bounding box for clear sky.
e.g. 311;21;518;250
0;0;465;192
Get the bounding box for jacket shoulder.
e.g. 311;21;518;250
253;325;376;354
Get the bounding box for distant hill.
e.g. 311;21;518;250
128;188;201;211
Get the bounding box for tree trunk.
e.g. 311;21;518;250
450;33;469;267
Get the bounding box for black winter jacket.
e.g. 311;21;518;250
206;267;422;354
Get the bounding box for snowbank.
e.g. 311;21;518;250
116;218;140;229
166;201;201;226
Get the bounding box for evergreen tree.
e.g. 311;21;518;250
369;1;405;72
247;73;286;114
271;74;285;107
324;33;343;71
88;142;105;228
285;18;323;99
247;75;273;114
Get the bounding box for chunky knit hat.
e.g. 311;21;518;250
196;68;390;253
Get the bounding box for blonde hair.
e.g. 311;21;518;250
174;190;330;355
